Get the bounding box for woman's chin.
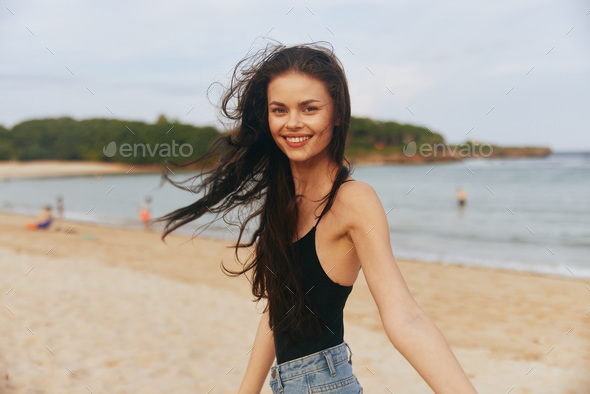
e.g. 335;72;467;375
285;151;331;166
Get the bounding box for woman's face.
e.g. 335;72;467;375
267;72;336;164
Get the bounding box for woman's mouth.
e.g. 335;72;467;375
283;135;312;148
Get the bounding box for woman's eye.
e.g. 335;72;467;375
271;108;286;114
303;107;318;112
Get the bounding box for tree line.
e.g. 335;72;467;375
0;115;445;165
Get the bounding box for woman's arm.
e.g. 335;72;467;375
341;182;476;393
238;309;276;394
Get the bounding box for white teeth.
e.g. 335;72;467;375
285;136;311;143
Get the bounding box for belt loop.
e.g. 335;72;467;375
323;351;337;376
272;365;284;392
345;342;353;364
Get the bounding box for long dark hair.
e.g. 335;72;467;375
157;41;352;341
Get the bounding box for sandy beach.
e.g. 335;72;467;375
1;210;589;393
0;160;160;179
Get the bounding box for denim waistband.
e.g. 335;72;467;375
271;342;352;382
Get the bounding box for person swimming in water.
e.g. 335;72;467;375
457;187;467;207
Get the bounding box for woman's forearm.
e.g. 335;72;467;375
383;305;476;393
238;310;276;394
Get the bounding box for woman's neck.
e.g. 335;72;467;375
290;152;340;198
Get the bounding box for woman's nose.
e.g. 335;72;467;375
286;113;303;129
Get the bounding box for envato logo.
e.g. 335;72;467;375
103;141;194;158
402;141;493;158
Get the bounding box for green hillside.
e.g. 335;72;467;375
0;115;444;165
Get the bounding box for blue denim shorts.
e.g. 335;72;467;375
269;342;363;393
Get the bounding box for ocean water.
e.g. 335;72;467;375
1;152;588;278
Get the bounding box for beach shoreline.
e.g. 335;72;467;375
1;211;589;393
1;209;581;283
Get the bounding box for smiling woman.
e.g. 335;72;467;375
155;41;476;393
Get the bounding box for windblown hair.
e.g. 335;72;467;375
156;41;352;342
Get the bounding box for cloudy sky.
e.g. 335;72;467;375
1;0;589;151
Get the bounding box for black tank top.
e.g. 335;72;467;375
274;180;355;364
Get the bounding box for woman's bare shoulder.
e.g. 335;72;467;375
338;180;380;204
336;180;384;226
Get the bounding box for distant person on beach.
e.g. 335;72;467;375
457;187;467;207
26;206;53;230
139;197;152;230
157;42;476;393
55;196;64;230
